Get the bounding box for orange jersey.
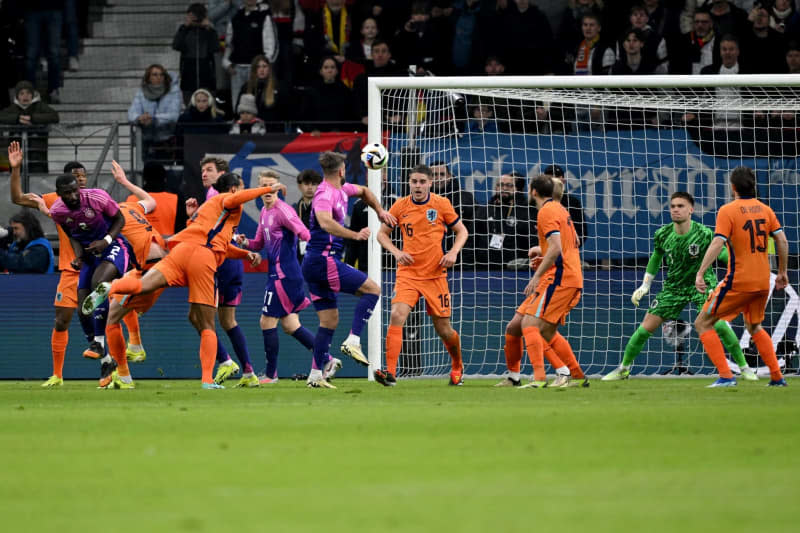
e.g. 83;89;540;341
715;198;782;292
127;191;178;236
388;193;460;280
170;186;273;266
119;201;166;270
43;192;77;272
537;199;582;289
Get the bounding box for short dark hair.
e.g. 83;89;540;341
63;161;85;173
428;160;450;174
543;164;564;178
629;4;647;16
581;12;601;25
187;2;207;20
297;169;322;186
9;209;45;242
506;170;526;193
788;40;800;53
371;39;390;51
670;191;695;206
531;175;555;198
625;27;646;42
213;172;242;193
729;167;757;197
200;156;228;172
318;151;346;174
719;34;739;48
55;174;77;190
409;164;432;179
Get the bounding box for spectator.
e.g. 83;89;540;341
126;161;187;237
572;12;615;75
0;209;54;273
484;55;506;75
769;0;795;33
209;0;242;36
270;0;304;86
499;0;555;75
474;171;535;270
64;0;80;71
237;55;288;128
176;88;228;161
303;56;358;133
391;1;448;75
557;0;606;69
353;40;403;125
451;0;481;74
787;38;800;72
229;94;266;134
222;0;278;112
708;0;750;38
348;17;379;63
688;34;747;130
429;161;477;265
293;168;322;263
740;4;787;73
128;64;182;163
611;28;656;74
304;0;352;67
23;2;62;102
0;80;59;173
671;7;717;73
172;3;220;104
620;3;670;73
543;164;588;248
465;99;498;133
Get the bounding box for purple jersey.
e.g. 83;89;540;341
307;181;360;257
247;199;310;279
50;189;120;247
206;186;219;201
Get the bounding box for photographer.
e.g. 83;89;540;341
0;210;54;274
172;3;220;104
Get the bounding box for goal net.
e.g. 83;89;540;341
366;75;800;380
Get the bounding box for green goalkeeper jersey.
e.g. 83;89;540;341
649;221;727;294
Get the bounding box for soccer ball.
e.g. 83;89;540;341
361;143;389;170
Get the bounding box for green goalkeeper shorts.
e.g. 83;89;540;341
647;288;707;320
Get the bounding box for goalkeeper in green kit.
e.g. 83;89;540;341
602;191;756;381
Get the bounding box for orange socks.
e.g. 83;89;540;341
51;329;68;379
522;326;546;381
123;312;142;346
549;333;584;379
110;276;142;296
700;330;733;379
200;329;217;384
443;331;463;373
504;333;523;373
385;325;402;376
752;329;783;381
106;323;130;376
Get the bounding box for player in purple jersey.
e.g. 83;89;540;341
236;170;343;385
49;174;130;383
301;151;397;388
187;157;255;385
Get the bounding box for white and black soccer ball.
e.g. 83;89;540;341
360;142;389;170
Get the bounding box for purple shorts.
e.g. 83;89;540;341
302;254;368;311
78;236;131;290
262;275;311;318
216;258;243;306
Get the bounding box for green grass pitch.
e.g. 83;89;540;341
2;378;798;532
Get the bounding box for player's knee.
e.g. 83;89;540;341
505;318;522;336
389;308;408;326
361;279;380;295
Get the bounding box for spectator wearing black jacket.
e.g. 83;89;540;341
0;210;54;273
172;3;220;104
740;5;788;74
303;57;358;133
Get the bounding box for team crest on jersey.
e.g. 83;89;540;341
426;209;437;223
83;207;95;218
688;243;700;257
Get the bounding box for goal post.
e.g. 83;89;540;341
366;74;800;380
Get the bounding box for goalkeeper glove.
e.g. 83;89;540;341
631;273;654;307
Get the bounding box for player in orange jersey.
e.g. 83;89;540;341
694;167;789;388
373;164;469;386
7;141;107;387
517;175;586;388
496;177;585;388
83;172;283;388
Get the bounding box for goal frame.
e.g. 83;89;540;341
365;74;800;379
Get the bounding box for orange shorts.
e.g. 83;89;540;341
525;284;581;325
392;277;451;317
54;269;79;308
153;242;217;307
113;270;165;313
516;293;535;315
702;286;768;324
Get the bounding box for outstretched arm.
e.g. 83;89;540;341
8;142;39;209
222;184;287;209
111;160;156;213
355;185;397;227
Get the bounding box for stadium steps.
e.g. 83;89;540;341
49;1;185;172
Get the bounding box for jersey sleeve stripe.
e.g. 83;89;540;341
445;216;461;228
713;233;728;242
545;230;560;238
771;228;784;235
